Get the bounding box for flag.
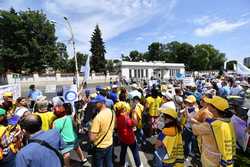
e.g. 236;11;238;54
84;55;90;81
236;62;250;75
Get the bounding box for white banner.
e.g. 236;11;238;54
183;77;195;86
0;84;21;101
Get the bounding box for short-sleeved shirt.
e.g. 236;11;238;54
16;129;64;167
35;112;57;131
146;96;163;117
134;103;144;129
116;114;136;144
27;89;42;101
53;115;77;143
90;108;115;148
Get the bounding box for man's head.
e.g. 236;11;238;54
184;95;196;107
162;92;173;102
35;100;49;113
91;95;106;110
19;114;42;137
112;85;118;93
3;92;13;102
29;84;35;90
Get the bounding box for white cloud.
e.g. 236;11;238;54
42;0;177;56
136;37;144;41
194;20;248;37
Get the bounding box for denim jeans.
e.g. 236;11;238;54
136;128;146;145
120;141;141;167
92;145;113;167
183;127;195;158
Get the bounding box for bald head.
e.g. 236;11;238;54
20;114;42;134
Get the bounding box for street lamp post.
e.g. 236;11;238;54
63;17;80;89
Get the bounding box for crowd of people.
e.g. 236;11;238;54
0;74;250;167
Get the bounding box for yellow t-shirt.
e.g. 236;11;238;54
0;125;6;138
35;112;57;131
90;108;115;148
146;96;163;117
134;103;144;129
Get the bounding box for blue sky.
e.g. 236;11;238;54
0;0;249;62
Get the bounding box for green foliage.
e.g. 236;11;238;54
90;24;106;73
122;41;226;71
0;8;61;73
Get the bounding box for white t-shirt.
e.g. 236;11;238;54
15;107;29;117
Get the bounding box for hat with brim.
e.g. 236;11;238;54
185;95;196;104
158;102;177;119
91;95;106;104
162;92;173;100
3;92;13;97
205;96;229;112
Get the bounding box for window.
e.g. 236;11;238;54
141;69;144;78
129;69;132;78
134;69;137;78
138;69;140;78
146;69;148;78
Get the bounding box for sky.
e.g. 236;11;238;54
0;0;249;63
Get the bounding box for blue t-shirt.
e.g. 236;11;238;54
27;89;42;101
16;129;64;167
105;98;114;108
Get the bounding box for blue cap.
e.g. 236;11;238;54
85;89;91;95
96;85;103;92
91;95;106;104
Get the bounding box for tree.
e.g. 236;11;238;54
0;8;59;73
66;52;88;73
90;25;106;73
147;42;163;61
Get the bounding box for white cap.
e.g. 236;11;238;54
112;85;118;89
235;80;240;84
131;83;138;89
162;92;173;100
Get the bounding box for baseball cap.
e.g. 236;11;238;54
0;108;6;116
91;95;106;104
96;85;103;92
112;85;118;89
185;95;196;104
162;92;173;100
206;96;229;112
3;92;13;97
158;102;177;119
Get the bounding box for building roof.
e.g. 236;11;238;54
121;61;185;68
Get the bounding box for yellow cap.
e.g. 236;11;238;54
114;102;130;112
3;92;13;97
206;96;229;112
185;95;196;104
159;102;177;119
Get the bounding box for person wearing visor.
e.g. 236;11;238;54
192;96;236;167
155;102;184;167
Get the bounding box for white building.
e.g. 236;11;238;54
121;61;185;81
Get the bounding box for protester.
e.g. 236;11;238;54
145;88;163;136
14;97;29;118
27;85;42;109
192;96;236;167
53;103;87;166
34;100;57;131
89;95;115;167
1;92;15;117
16;114;64;167
0;108;22;167
131;95;146;146
115;101;142;167
173;88;183;113
181;95;198;162
155;102;184;167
